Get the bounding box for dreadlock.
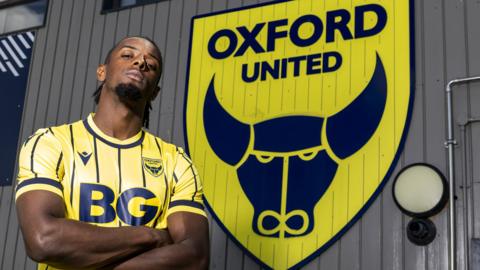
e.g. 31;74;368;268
93;36;162;129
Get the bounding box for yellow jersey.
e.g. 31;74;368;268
16;113;206;270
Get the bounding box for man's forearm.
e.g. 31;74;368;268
22;217;170;269
112;239;209;270
17;191;172;269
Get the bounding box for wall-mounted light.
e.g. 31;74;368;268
392;163;448;218
392;163;448;246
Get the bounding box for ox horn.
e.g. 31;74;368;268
326;53;387;159
203;76;251;166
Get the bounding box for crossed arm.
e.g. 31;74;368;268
16;190;209;269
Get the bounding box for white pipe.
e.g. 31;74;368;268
445;76;480;270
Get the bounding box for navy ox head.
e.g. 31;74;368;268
204;54;387;238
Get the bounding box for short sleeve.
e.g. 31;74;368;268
16;129;64;200
166;148;206;218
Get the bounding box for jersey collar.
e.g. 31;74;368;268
83;113;145;148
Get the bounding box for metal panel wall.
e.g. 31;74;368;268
1;0;479;269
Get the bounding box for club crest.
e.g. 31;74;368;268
142;157;163;177
184;0;414;269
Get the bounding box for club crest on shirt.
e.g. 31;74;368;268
142;157;163;177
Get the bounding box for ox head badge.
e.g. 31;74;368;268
203;54;387;238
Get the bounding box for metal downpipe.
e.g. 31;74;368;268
445;76;480;270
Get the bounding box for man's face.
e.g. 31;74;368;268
98;37;162;102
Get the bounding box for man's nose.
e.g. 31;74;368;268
133;55;148;71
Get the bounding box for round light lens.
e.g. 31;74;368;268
392;163;448;218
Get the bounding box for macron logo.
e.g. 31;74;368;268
78;151;92;166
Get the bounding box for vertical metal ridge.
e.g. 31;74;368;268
57;0;83;123
77;0;97;118
438;20;449;270
30;0;61;132
169;0;186;143
83;0;106;116
1;187;20;270
44;0;73;126
359;217;363;270
153;0;172;135
126;8;132;35
36;0;65;128
138;5;145;35
380;191;384;270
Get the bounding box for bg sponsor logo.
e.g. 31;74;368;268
79;183;159;226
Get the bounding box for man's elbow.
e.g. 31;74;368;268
194;252;209;270
23;226;61;263
198;256;209;270
191;246;209;270
176;241;209;270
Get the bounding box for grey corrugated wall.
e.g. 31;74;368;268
1;0;479;269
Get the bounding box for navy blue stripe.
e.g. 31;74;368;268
152;209;163;228
154;138;169;227
94;138;99;183
118;148;122;191
69;125;75;206
151;138;167;228
83;119;145;149
48;127;54;135
153;138;163;157
191;165;198;201
181;153;198;201
169;200;204;210
16;178;63;192
141;143;146;187
173;173;178;183
55;152;63;179
151;175;167;228
30;132;46;178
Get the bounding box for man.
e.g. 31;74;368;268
15;36;209;270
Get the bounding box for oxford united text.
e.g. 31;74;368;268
207;4;387;83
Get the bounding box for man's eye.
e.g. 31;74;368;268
121;54;132;58
147;63;157;70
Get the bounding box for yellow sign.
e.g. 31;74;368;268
184;0;413;268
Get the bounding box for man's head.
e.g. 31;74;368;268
94;36;163;128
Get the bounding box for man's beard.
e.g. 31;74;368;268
115;83;143;103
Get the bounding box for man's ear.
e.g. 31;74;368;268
150;86;161;101
97;64;106;82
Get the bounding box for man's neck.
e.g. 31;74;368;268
93;90;145;140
